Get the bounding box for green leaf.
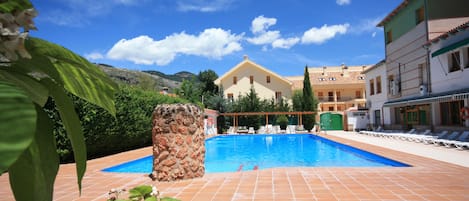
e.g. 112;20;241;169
0;0;33;13
144;197;157;201
10;48;64;86
27;37;117;115
131;185;152;195
0;70;49;107
41;79;87;193
9;105;59;201
0;81;36;174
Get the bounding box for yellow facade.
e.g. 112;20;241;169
214;56;293;103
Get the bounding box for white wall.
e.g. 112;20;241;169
429;29;469;94
364;62;390;126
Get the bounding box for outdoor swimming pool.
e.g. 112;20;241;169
102;134;409;173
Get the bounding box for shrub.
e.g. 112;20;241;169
276;115;289;130
49;85;187;162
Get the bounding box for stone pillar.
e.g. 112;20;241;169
150;104;205;181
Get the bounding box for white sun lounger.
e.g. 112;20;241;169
422;131;449;144
439;131;469;148
430;131;460;146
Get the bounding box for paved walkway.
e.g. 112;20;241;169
1;132;468;201
324;130;469;167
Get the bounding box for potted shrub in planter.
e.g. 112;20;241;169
276;115;289;130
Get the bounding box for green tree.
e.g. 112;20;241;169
292;90;303;111
0;2;116;200
302;66;317;130
198;69;219;96
174;77;201;104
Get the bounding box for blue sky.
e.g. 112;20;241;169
30;0;401;76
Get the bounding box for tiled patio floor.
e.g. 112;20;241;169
1;133;468;201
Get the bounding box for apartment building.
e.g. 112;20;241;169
214;55;293;103
363;60;391;128
378;0;469;130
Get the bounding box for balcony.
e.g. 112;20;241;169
318;96;363;103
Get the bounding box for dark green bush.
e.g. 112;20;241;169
47;85;187;162
276;115;289;130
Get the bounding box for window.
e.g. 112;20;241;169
318;92;324;101
329;77;336;81
227;93;234;102
449;51;461;72
318;77;326;81
388;75;396;95
275;91;282;103
415;6;424;24
233;76;237;84
336;91;341;101
369;79;375;95
374;110;381;126
440;100;464;125
328;106;334;111
356;90;362;98
357;76;365;80
250;75;254;84
328;91;333;101
386;30;393;44
266;76;271;83
376;76;382;94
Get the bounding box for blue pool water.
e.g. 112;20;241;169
102;134;409;173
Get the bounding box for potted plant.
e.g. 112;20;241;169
276;115;289;130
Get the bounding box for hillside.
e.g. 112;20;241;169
96;64;197;92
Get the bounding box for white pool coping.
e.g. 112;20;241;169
323;130;469;167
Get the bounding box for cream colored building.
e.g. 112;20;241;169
286;65;369;114
214;56;293;103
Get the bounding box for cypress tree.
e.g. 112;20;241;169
302;66;316;130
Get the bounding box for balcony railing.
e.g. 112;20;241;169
318;96;363;102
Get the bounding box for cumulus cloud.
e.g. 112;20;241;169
85;52;104;60
250;15;277;34
336;0;351;6
247;15;300;49
272;37;300;49
106;28;243;65
177;0;235;12
301;24;349;44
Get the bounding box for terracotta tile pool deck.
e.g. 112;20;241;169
1;133;468;201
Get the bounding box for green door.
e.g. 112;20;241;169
320;113;343;130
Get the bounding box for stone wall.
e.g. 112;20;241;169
150;104;205;181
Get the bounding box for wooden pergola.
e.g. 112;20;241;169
219;111;316;127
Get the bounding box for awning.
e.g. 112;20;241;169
383;88;469;107
431;37;469;57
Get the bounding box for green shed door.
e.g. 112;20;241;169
320;113;343;130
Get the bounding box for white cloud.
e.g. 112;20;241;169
247;15;299;49
106;28;243;65
177;0;235;12
247;31;280;45
372;32;377;37
85;52;104;60
272;37;300;49
301;24;349;44
336;0;351;6
250;15;277;34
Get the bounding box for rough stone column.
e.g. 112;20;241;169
150;104;205;181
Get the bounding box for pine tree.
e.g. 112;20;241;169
302;66;317;130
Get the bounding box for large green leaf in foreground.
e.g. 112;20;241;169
9;105;59;201
26;37;118;116
42;79;87;192
0;81;36;174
